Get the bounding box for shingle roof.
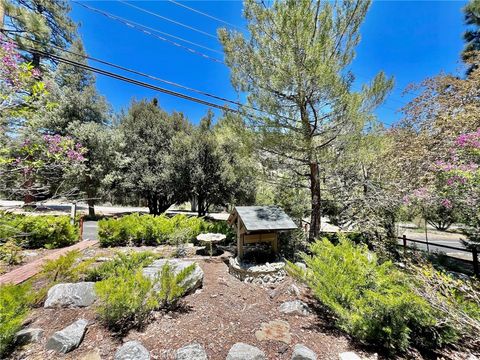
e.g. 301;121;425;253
233;206;297;232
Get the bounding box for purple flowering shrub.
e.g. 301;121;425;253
0;36;45;115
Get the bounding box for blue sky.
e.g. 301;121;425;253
70;1;468;126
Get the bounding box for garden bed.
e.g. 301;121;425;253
8;256;371;360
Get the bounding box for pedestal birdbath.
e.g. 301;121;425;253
196;233;226;257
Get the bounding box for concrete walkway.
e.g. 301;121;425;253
0;240;98;285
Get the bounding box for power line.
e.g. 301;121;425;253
4;32;278;119
118;0;219;40
72;1;224;63
166;0;244;31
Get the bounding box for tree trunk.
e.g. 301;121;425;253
309;161;321;242
87;198;95;218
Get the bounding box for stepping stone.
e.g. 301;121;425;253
15;328;44;345
279;300;311;316
226;343;266;360
44;282;96;308
339;352;362;360
143;259;204;294
255;320;291;344
292;344;317;360
115;341;150;360
46;319;88;353
175;343;208;360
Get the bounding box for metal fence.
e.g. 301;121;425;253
398;235;479;277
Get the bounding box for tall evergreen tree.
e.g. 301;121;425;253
2;0;76;67
219;0;393;241
463;0;480;73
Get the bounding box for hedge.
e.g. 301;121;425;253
98;213;232;247
0;212;79;249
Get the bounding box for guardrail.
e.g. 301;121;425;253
398;235;479;277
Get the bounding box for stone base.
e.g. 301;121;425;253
228;257;286;285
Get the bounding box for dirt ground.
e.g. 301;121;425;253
9;254;373;360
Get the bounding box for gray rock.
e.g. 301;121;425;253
46;319;88;353
143;259;204;294
44;282;96;308
15;328;44;345
291;344;317;360
279;300;311;316
226;343;266;360
175;343;208;360
114;341;150;360
294;262;307;271
338;352;362;360
287;284;301;297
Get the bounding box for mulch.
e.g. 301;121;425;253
9;255;374;360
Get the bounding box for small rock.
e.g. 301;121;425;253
287;284;301;297
339;352;362;360
115;341;150;360
294;262;307;271
226;343;266;360
291;344;317;360
175;343;208;360
15;328;44;345
80;350;102;360
46;319;88;353
44;282;96;308
95;257;111;262
279;300;311;316
255;320;291;344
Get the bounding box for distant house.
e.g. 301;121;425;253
228;206;297;259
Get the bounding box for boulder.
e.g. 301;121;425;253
115;341;150;360
175;343;208;360
339;352;362;360
291;344;317;360
143;259;204;294
279;300;311;316
294;262;307;271
46;319;88;353
15;328;44;345
226;343;266;360
44;282;96;308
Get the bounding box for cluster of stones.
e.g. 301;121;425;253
14;259;203;356
228;257;286;285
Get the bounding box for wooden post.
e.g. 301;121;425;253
237;218;243;260
70;202;77;225
402;234;407;257
79;216;84;241
473;248;479;277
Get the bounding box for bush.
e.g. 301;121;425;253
86;251;157;281
287;237;457;353
0;241;23;265
98;214;228;247
0;212;78;249
0;283;32;357
154;262;196;310
41;250;83;283
94;261;196;334
95;268;157;335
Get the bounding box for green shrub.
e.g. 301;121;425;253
0;241;23;265
94;262;196;334
287;237;457;353
41;250;83;283
0;283;32;357
0;212;78;249
86;251;157;281
95;269;157;334
154;262;196;310
98;214;226;247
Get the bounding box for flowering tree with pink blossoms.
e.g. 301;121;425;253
436;129;480;246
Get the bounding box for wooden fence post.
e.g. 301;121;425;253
473;248;479;277
402;234;407;257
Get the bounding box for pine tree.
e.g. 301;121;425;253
219;0;393;241
463;0;480;73
2;0;76;67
